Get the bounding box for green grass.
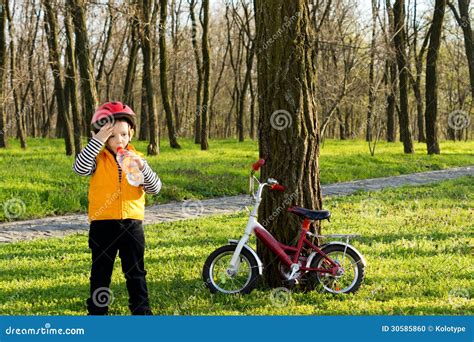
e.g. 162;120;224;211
0;177;472;315
0;138;472;221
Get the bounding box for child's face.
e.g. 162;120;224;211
105;121;132;154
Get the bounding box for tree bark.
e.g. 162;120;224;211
366;0;378;142
189;0;202;144
68;0;99;134
409;0;428;143
5;2;26;148
43;0;73;155
200;0;210;150
425;0;446;155
255;0;323;287
159;0;181;148
393;0;414;153
65;3;82;156
123;5;140;107
0;1;7;148
448;0;474;100
141;0;159;155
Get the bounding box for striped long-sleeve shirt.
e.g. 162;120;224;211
73;137;162;195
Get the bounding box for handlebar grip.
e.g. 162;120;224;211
270;184;285;192
252;158;265;171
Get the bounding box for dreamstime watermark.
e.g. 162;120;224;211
270;109;293;130
91;112;115;132
2;198;26;219
269;287;292;307
91;287;114;308
172;105;208;140
447;110;471;131
181;200;204;218
259;12;300;53
0;104;30;136
359;197;382;217
261;190;299;226
89;190;121;221
4;323;85;336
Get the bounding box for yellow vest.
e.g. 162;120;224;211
88;144;146;222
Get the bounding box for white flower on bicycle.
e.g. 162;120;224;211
181;200;204;218
3;198;26;219
270;110;292;130
92;287;114;308
269;287;292;308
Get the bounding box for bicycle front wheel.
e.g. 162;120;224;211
202;245;260;294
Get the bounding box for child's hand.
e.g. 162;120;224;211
133;156;145;171
92;122;114;143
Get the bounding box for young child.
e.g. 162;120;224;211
73;101;161;315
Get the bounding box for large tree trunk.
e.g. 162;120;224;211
0;1;7;148
159;0;180;148
200;0;210;150
43;0;73;155
425;0;446;155
141;0;159;155
64;4;82;156
189;0;202;144
255;0;323;287
393;0;414;153
69;0;98;134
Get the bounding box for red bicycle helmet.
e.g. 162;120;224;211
91;101;136;132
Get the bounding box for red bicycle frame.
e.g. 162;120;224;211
254;218;342;276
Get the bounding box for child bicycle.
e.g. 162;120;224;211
202;159;366;294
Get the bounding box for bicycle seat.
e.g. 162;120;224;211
288;206;331;221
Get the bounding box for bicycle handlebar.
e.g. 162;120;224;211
270;184;285;192
252;159;265;172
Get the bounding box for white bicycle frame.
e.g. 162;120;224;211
226;175;304;277
225;175;268;276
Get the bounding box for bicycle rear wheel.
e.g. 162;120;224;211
308;244;365;294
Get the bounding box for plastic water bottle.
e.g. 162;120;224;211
116;147;144;187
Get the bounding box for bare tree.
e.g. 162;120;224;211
6;1;26;148
43;0;73;155
159;0;181;148
408;0;430;143
189;0;202;144
393;0;414;153
0;1;7;148
141;0;159;155
425;0;446;154
65;3;82;155
447;0;474;100
200;0;210;150
366;0;378;142
69;0;98;133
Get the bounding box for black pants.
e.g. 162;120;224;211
86;219;152;315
